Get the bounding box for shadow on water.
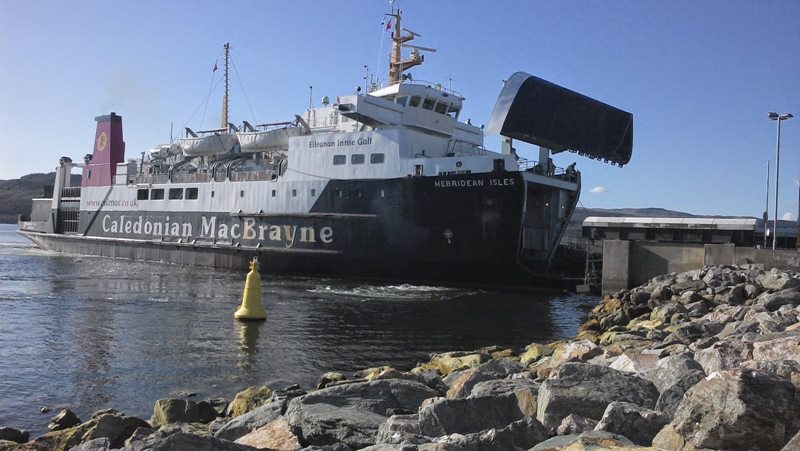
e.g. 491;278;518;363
0;224;596;436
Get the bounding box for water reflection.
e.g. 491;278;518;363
236;320;263;372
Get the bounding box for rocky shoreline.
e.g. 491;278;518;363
2;264;799;450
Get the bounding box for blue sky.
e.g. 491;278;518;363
1;1;798;219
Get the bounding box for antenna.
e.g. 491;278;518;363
363;65;369;93
308;85;313;110
221;42;230;130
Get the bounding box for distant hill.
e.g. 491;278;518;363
0;173;80;223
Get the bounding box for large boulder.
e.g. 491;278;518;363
474;358;526;378
418;394;525;437
756;288;800;312
530;430;635;451
536;363;659;430
0;427;29;444
123;431;257;451
234;417;302;451
375;414;430;445
652;369;799;450
227;385;273;418
467;378;539;417
555;414;597;436
285;379;438;449
593;401;669;446
418;417;547;451
444;369;495;398
752;332;800;365
214;400;283;441
49;409;82;431
756;270;800;292
693;340;753;374
150;398;216;426
21;410;149;451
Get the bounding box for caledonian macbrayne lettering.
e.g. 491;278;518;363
433;178;516;188
101;215;333;247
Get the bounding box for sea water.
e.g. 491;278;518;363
0;223;595;435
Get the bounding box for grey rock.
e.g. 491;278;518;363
653;369;799;451
594;401;669;446
302;445;353;451
530;430;635;450
418;394;525;437
122;431;257;451
150;398;214;426
468;378;540;398
672;279;706;295
535;363;659;430
318;372;348;389
70;437;111;451
85;412;152;449
753;332;800;365
555;414;597;436
650;302;687;323
756;288;800;312
666;323;702;344
655;370;705;418
214;400;282;441
783;429;800;451
49;408;82;431
418;417;547;451
694;340;753;374
757;270;800;292
444;369;495;399
722;284;747;305
0;427;29;444
474;358;526;378
376;414;430;445
286;379;438;448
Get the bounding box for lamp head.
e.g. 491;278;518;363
769;112;779;120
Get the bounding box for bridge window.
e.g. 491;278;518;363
292;189;297;197
422;97;435;110
137;189;149;200
169;188;183;200
447;105;460;118
151;189;164;200
409;96;421;107
435;102;448;114
370;153;385;164
333;155;346;165
351;154;365;164
395;96;409;107
311;188;316;197
186;188;198;199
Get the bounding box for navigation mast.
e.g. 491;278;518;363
221;42;230;130
387;10;435;85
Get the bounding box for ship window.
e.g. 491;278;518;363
211;190;215;198
351;154;365;165
409;96;421;107
337;189;343;198
311;188;316;197
271;189;276;197
186;188;198;199
151;189;164;200
380;189;385;198
292;189;297;197
333;155;346;165
447;105;460;118
395;95;409;107
413;164;423;176
137;189;149;200
240;190;245;198
370;153;385;164
169;188;183;200
435;102;448;114
422;97;435;110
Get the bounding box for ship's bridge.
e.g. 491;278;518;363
369;83;463;120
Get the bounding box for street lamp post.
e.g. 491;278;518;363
768;112;793;250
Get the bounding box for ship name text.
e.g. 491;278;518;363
433;178;516;189
101;215;333;248
308;136;373;149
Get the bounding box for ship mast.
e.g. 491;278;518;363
387;10;433;85
221;42;230;130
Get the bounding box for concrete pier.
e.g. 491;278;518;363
602;240;800;294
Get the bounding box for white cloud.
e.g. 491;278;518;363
590;186;607;194
782;212;796;221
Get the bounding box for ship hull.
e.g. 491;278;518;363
19;172;578;288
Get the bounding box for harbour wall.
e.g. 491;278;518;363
602;240;800;294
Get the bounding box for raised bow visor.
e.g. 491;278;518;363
487;72;633;166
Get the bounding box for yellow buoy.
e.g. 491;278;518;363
234;257;267;321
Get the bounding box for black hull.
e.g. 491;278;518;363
20;173;580;288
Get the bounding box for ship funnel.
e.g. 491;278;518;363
82;112;126;186
487;72;633;166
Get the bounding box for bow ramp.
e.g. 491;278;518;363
487;72;633;166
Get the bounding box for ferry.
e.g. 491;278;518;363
18;10;633;287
